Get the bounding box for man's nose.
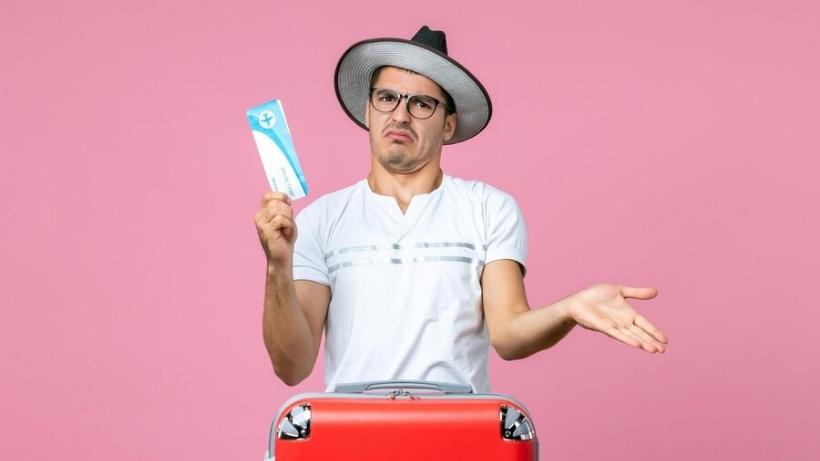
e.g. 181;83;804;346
390;97;412;124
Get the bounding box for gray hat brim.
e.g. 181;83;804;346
334;38;492;144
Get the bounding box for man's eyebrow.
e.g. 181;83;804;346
374;86;447;103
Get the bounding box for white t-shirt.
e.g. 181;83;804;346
292;174;527;393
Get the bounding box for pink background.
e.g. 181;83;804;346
2;0;819;459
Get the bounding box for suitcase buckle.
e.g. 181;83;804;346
387;389;420;400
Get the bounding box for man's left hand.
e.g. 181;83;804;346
567;284;668;353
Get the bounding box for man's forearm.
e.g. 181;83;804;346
494;294;578;360
262;264;315;385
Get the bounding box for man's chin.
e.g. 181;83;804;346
383;144;412;157
379;150;419;172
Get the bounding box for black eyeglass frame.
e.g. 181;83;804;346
369;87;449;120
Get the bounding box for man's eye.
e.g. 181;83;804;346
378;93;397;102
413;97;434;109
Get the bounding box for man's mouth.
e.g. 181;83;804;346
385;129;413;142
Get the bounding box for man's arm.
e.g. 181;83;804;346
481;260;668;360
255;192;331;386
262;270;329;386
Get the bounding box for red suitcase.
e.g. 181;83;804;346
264;380;538;460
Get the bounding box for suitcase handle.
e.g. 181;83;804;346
334;380;474;394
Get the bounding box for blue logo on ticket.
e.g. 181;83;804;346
247;99;308;199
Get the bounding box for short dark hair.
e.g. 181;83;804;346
369;66;457;115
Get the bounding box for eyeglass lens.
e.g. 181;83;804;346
370;89;439;119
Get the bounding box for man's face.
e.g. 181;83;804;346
365;66;457;174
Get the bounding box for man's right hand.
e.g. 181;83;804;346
255;192;297;269
256;192;329;386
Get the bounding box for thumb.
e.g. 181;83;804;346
619;286;658;300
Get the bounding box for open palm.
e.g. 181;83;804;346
569;283;668;353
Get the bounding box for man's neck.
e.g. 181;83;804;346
367;165;444;214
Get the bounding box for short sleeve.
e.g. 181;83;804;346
483;186;528;276
292;209;330;286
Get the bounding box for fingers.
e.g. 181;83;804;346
619;286;658;300
270;214;294;230
255;209;295;230
255;205;294;223
604;325;642;349
600;305;666;353
260;191;292;207
626;324;666;353
255;193;294;224
605;324;666;354
634;314;668;344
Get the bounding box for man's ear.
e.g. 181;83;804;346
364;102;371;128
442;113;457;142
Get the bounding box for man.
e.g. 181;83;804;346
254;26;668;392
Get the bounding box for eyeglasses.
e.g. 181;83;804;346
369;87;448;120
